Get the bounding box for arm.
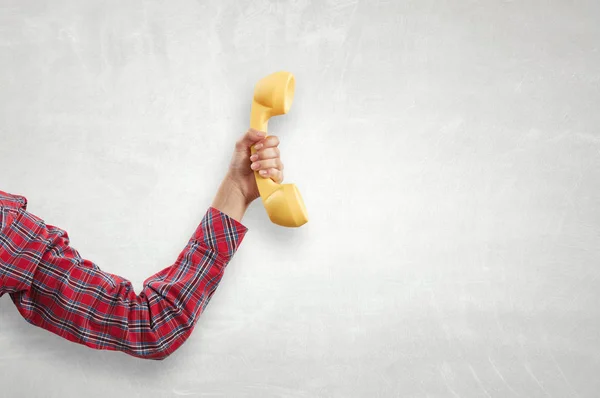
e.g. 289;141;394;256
0;128;286;360
1;183;248;360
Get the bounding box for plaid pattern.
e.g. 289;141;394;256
0;190;248;360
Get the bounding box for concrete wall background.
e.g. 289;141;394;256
1;0;599;396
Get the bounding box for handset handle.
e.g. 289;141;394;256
250;71;308;227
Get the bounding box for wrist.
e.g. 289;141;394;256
223;172;254;206
211;175;251;222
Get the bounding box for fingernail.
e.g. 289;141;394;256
251;162;260;170
250;154;258;161
259;170;267;176
255;144;263;150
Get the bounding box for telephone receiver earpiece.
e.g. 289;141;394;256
250;71;308;227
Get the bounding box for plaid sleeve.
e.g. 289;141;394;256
0;191;34;294
2;199;248;360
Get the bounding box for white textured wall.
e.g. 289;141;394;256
1;0;600;397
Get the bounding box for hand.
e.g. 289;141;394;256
225;128;285;204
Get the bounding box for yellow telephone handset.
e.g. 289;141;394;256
250;71;308;227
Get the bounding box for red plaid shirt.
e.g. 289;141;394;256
0;190;248;360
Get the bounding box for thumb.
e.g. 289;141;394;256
236;128;267;150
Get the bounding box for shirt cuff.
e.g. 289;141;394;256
0;206;42;293
189;207;249;266
0;190;28;210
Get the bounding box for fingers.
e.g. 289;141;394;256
250;146;280;161
236;128;267;149
253;135;280;150
257;168;284;183
249;134;284;183
251;157;283;171
239;129;285;183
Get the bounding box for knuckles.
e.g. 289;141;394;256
268;136;280;146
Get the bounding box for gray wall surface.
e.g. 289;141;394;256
1;0;599;397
